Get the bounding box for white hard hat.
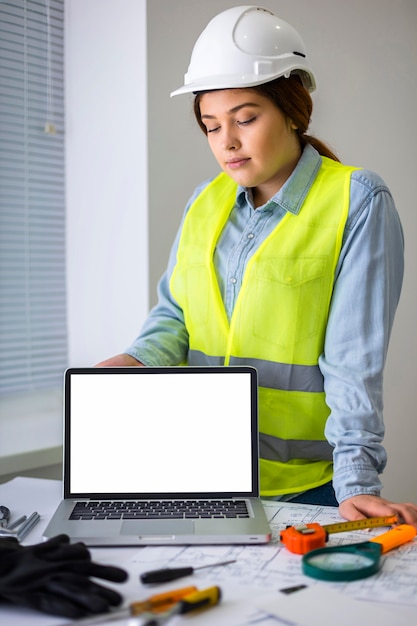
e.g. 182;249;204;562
170;5;316;97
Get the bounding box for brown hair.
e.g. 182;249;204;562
193;75;339;162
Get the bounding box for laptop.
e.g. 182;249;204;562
43;366;272;546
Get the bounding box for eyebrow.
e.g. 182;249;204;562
200;102;261;120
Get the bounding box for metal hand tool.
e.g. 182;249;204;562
140;559;236;583
0;505;10;528
141;585;222;626
0;511;40;541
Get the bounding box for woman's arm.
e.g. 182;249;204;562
320;169;416;524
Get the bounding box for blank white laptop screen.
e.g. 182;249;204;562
68;369;254;496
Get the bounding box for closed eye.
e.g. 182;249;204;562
206;116;256;133
237;116;256;126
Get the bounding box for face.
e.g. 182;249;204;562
199;89;301;207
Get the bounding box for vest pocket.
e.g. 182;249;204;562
252;257;327;349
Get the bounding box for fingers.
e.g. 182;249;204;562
338;495;393;521
339;495;417;530
4;590;87;619
387;502;417;528
33;536;92;563
14;575;124;619
338;498;369;521
48;575;124;613
81;561;129;583
30;535;128;581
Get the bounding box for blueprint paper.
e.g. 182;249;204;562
125;499;417;616
1;479;416;626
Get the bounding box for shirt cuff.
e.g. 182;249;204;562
124;345;179;367
333;463;383;504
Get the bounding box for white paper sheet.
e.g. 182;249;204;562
258;586;414;626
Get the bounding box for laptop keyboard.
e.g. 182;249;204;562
69;499;250;520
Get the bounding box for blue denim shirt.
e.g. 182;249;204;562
126;144;404;504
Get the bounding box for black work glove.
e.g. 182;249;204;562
0;534;128;618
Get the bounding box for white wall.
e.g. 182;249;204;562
65;0;148;365
147;0;417;502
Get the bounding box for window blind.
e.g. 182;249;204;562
0;0;67;395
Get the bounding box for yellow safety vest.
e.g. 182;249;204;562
171;157;359;496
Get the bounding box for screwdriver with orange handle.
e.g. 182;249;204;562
142;585;222;626
63;585;198;626
280;515;399;554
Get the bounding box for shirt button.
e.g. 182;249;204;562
230;277;237;284
247;232;255;239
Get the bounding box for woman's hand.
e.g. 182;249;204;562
95;354;144;367
339;494;417;530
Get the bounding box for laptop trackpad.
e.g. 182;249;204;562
121;519;194;535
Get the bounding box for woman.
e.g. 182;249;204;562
98;6;417;527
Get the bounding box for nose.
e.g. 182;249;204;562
221;127;241;151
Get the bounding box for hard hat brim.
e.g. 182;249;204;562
170;68;316;97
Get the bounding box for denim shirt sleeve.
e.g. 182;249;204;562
320;169;404;503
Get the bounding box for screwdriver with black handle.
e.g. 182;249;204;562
140;559;236;584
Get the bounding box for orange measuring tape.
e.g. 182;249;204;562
280;515;398;554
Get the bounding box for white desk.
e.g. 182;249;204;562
0;477;416;626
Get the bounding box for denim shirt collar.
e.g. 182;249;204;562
236;143;322;214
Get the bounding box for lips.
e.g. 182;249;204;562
226;157;250;169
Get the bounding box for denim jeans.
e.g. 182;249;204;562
289;481;338;507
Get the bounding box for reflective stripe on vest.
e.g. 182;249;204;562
171;158;359;496
259;432;333;463
188;351;324;392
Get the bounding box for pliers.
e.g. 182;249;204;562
0;507;40;541
0;505;10;528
